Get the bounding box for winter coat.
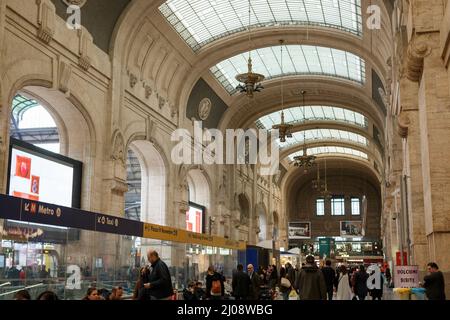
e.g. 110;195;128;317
423;271;446;300
295;264;327;300
232;271;250;298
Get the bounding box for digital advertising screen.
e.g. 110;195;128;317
186;202;205;234
7;138;82;208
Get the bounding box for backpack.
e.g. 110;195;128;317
211;279;222;295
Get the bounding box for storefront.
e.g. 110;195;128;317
0;194;244;300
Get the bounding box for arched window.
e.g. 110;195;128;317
10;94;60;153
126;141;166;225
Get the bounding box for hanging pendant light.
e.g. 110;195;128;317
235;0;265;98
293;91;316;172
272;40;292;142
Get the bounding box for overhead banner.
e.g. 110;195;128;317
0;194;246;251
394;265;419;288
143;222;246;250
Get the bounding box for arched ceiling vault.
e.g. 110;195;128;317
282;157;382;210
111;0;393;133
218;78;386;134
279;140;382;166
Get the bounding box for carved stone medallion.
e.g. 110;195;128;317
198;98;212;120
62;0;87;8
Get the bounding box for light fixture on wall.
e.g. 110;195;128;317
272;40;293;142
235;0;265;98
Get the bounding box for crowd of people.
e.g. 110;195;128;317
6;249;447;300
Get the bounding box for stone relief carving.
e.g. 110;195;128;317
198;98;212;120
78;28;93;71
158;96;166;109
144;84;152;98
111;131;125;164
62;0;87;7
129;73;138;88
37;0;55;44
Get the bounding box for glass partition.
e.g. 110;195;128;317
0;218;238;300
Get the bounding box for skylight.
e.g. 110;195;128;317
278;129;368;148
211;45;365;93
159;0;362;52
256;106;368;129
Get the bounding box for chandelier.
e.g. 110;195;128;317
235;0;265;98
293;91;316;171
293;145;316;172
272;40;292;142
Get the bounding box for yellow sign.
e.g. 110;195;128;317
142;222;246;250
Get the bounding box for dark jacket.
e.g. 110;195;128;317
205;272;225;298
141;258;173;300
353;271;369;297
321;266;336;290
295;264;327;300
232;271;250;298
286;265;296;286
248;271;261;300
423;271;446;300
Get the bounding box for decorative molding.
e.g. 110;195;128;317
58;60;72;94
129;73;138;88
198;98;212;120
111;130;125;164
405;40;431;82
36;0;55;44
106;178;129;194
146;116;156;142
170;103;178;118
158;95;166;109
78;28;93;71
143;83;152;98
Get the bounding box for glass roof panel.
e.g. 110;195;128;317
277;129;368;148
255;106;368;129
288;146;368;160
160;0;362;52
212;45;365;94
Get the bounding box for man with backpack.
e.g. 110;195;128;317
205;265;225;300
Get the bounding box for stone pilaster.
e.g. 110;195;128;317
398;77;428;268
416;32;450;279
